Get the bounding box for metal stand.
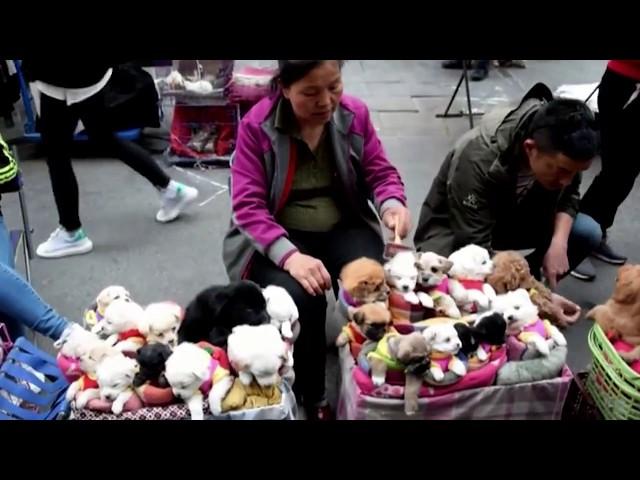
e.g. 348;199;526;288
436;61;484;129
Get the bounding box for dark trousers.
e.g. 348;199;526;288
248;221;383;407
492;184;602;279
580;68;640;232
39;90;170;232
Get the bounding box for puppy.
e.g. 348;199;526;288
140;302;182;347
367;331;430;386
422;324;467;381
454;312;507;367
262;285;299;342
165;342;233;419
178;281;270;348
487;251;578;327
415;251;461;318
339;257;390;306
90;353;139;415
588;264;640;362
92;299;147;354
227;324;288;388
335;302;392;348
384;251;433;307
54;323;101;359
133;343;173;389
448;244;497;313
65;339;118;404
492;289;566;357
95;285;131;317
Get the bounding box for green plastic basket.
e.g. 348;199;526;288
586;324;640;420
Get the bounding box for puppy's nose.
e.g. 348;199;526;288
507;315;515;322
401;285;410;292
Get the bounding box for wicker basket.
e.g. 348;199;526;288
586;324;640;420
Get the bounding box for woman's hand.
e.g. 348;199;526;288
382;205;412;240
550;293;581;327
283;252;331;296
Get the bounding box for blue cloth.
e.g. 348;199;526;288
0;215;70;341
567;213;603;268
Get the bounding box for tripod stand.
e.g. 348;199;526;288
436;61;485;129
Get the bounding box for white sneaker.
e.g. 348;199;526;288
156;181;199;223
36;227;93;259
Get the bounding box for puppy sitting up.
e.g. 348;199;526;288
415;251;461;318
338;257;390;309
384;251;434;307
448;244;497;314
92;299;147;354
422;324;467;382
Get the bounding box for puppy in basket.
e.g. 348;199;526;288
227;324;289;388
65;337;118;405
448;244;497;314
262;285;299;383
90;353;139;415
84;285;132;328
335;302;392;349
415;251;461;318
384;251;434;308
165;342;232;420
422;323;467;382
338;257;390;308
140;302;183;348
587;264;640;363
92;299;147;354
492;289;567;357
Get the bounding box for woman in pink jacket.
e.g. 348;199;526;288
223;61;410;420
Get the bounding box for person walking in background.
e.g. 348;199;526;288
571;60;640;281
21;60;199;259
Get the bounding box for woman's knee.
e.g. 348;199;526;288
571;213;603;251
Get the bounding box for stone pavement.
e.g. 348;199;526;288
2;60;629;407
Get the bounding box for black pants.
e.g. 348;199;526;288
248;221;383;407
39;90;171;232
580;68;640;232
492;184;601;280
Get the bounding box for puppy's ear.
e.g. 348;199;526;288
422;327;438;344
352;311;366;326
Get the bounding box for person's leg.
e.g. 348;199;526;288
471;60;490;81
579;69;640;263
0;261;71;341
0;214;13;268
77;90;198;223
36;94;95;259
247;233;330;418
323;221;385;295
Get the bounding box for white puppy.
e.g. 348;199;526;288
262;285;299;341
139;302;182;347
95;285;131;315
384;251;433;308
227;324;288;388
65;339;118;404
422;324;467;381
90;353;139;415
492;289;567;356
92;299;146;354
415;251;461;318
448;244;497;313
54;323;101;359
165;342;233;420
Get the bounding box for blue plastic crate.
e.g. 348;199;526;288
0;337;70;420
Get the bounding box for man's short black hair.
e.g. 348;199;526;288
528;98;600;162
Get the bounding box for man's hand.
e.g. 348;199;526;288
550;293;581;327
283;252;331;296
382;206;412;240
543;240;569;289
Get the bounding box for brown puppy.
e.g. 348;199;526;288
335;302;392;348
588;265;640;362
339;257;390;305
486;251;579;327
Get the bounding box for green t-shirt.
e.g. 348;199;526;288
274;99;342;232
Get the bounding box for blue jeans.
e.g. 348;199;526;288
0;215;70;341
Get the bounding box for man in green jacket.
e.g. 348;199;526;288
414;84;601;295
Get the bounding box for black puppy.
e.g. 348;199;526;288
133;343;173;388
454;312;507;357
178;280;270;348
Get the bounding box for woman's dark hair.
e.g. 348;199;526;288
527;98;600;162
270;60;345;91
